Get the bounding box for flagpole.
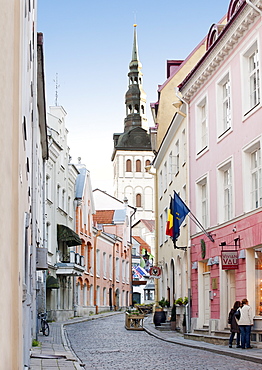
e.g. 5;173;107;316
188;213;214;242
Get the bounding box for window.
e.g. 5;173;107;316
168;151;173;183
159;214;164;245
57;184;61;208
122;260;125;282
196;176;208;229
126;262;129;284
217;73;231;137
163;161;167;191
175;140;179;175
126;159;132;172
136;159;141;172
222;79;231;131
116;258;119;281
224;167;232;221
136;193;142;207
217;160;233;223
46;175;51;201
96;249;100;276
103;252;106;278
243;41;260;114
251;148;262;209
159;170;163;197
103;287;107;306
249;49;260;108
145;159;151;167
109;254;112;279
182;129;186;165
196;97;208;154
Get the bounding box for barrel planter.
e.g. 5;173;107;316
153;309;166;326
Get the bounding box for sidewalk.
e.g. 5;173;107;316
30;312;121;369
143;315;262;364
30;312;262;369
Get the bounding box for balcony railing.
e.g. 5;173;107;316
56;251;85;276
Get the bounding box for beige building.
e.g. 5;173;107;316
150;37;211;315
0;2;49;368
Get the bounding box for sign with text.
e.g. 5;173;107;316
221;250;238;270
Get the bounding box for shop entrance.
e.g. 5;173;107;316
227;269;236;313
203;272;210;326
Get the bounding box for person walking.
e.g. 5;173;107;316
237;298;254;349
228;301;241;348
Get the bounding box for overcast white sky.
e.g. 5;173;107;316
38;0;230;194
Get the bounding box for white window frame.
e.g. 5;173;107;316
217;159;233;223
243;139;262;212
175;140;179;175
196;95;208;156
242;40;260;117
196;175;209;229
217;72;232;139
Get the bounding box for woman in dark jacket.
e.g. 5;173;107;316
228;301;241;348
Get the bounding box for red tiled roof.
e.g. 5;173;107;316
93;210;114;225
133;236;151;253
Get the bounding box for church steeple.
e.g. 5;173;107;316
124;24;147;132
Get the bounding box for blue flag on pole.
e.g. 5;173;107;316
173;191;190;240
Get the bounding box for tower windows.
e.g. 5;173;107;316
136;159;141;172
126;159;132;172
134;104;139;113
136;193;142;207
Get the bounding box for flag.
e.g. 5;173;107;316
135;265;147;276
173;191;190;240
166;196;174;237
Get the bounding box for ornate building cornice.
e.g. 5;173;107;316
180;1;261;101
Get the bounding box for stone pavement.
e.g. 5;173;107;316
143;315;262;364
30;311;262;369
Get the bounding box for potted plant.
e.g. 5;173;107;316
175;297;183;306
183;297;188;305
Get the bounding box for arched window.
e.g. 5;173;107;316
126;159;132;172
136;159;141;172
141;105;144;114
136;193;142;207
145;159;151;167
134;104;139;113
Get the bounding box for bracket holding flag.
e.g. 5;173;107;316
166;191;214;246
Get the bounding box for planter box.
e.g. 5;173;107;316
125;313;144;331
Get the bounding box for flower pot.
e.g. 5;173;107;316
153;310;166;327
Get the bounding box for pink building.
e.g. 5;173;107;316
179;0;262;341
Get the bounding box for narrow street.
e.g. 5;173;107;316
65;314;262;370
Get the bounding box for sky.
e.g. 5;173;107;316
37;0;230;194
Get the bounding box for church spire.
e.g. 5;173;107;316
130;24;140;68
124;24;147;132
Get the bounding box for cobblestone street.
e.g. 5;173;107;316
65;314;262;370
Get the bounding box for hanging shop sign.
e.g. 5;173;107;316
221;250;238;270
149;266;161;278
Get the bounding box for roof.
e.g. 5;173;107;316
133;236;151;252
93;210;115;225
132;219;155;232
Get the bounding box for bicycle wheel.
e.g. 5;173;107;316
42;321;50;336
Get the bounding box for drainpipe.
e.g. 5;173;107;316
130;207;136;306
246;0;262;14
94;229;101;314
175;87;192;331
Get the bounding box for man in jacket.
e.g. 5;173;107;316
237;298;254;349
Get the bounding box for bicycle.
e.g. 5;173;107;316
38;312;50;336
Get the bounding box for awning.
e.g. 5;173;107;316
46;275;59;289
57;224;82;246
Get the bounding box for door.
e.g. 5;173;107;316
203;272;210;326
227;269;236;313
